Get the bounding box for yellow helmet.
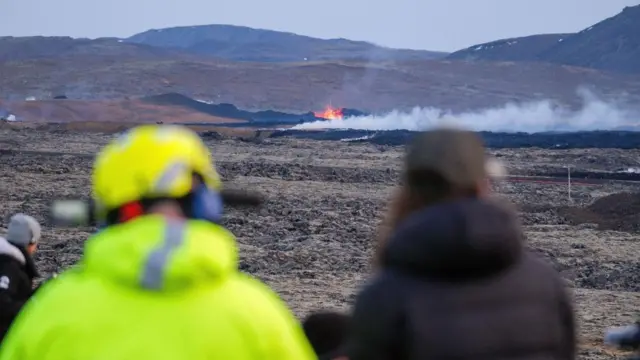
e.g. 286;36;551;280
92;124;222;218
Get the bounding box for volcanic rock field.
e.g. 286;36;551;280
0;126;639;359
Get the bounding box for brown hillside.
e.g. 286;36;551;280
3;58;640;113
0;99;244;124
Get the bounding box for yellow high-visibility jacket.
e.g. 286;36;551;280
0;215;316;360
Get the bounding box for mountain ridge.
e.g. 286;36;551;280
2;7;640;112
447;4;640;73
125;24;448;62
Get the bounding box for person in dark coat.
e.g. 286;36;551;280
347;128;576;360
302;311;350;360
0;214;41;342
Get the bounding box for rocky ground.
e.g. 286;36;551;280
1;127;639;359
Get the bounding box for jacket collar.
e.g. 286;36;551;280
382;198;523;281
0;236;39;279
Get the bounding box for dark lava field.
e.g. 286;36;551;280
272;129;640;149
0;127;639;359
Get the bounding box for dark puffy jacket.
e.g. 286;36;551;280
347;198;576;360
0;237;38;342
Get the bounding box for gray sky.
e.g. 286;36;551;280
1;0;638;52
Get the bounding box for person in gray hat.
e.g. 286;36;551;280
346;128;576;360
0;213;41;342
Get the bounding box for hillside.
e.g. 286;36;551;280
447;4;640;73
125;24;447;62
0;36;188;62
0;98;243;124
537;5;640;73
0;25;446;63
3;15;640;112
447;34;570;62
142;93;316;124
3;57;640;113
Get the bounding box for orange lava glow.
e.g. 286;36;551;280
314;105;344;120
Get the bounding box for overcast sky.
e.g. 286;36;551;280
1;0;638;52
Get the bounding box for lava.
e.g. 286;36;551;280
314;105;344;120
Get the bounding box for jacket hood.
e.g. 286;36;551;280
0;236;26;264
382;198;523;280
82;215;238;292
0;236;39;279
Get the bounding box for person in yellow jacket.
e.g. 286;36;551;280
0;125;316;360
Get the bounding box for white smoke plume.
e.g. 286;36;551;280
293;89;640;133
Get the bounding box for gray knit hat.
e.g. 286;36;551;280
6;213;41;247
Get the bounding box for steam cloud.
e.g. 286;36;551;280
294;89;640;133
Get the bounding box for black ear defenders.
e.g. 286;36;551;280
50;185;264;230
